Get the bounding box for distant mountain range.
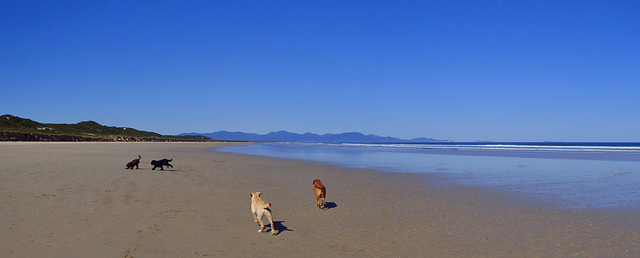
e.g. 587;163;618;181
1;114;447;143
179;130;448;143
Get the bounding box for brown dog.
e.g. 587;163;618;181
249;192;276;235
313;179;326;209
126;155;141;169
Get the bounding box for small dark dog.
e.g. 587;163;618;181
151;159;173;170
126;155;141;169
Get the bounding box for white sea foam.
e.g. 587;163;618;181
340;143;640;153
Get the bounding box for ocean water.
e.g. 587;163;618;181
216;142;640;210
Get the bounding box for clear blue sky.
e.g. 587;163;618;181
2;1;639;142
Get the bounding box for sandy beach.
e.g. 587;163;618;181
1;142;639;257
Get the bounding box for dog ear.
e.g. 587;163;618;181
258;192;262;197
249;193;253;198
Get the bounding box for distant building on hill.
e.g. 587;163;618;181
37;127;56;131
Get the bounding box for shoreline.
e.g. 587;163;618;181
1;142;639;256
217;142;640;210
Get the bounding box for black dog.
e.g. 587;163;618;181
151;159;173;170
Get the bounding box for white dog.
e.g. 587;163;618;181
250;192;276;235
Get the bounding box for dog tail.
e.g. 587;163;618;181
263;202;271;209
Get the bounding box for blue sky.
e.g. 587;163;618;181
2;1;639;142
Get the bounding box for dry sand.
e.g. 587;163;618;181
1;142;639;257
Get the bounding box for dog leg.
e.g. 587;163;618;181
266;212;276;235
316;195;320;207
258;217;265;232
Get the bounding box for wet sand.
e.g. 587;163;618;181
1;142;639;257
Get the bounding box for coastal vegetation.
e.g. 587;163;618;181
0;114;213;142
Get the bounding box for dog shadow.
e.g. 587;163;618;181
272;221;292;236
324;202;338;210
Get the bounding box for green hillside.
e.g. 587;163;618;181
0;114;212;142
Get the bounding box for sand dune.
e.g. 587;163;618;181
1;142;639;257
